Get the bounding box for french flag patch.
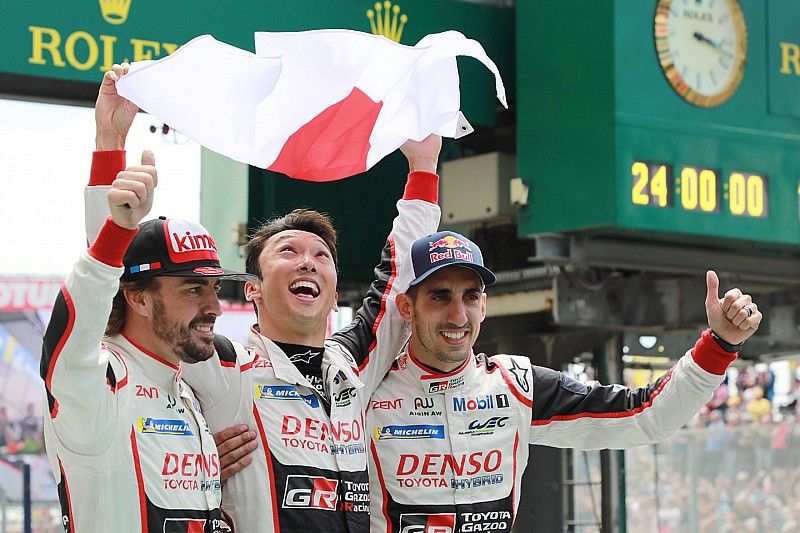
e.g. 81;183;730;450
129;262;161;274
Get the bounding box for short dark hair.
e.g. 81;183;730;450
244;209;338;278
106;277;160;336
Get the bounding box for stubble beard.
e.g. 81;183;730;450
412;309;470;368
152;297;216;364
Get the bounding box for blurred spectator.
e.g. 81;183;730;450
754;363;776;403
706;376;730;416
19;402;41;442
0;405;16;451
746;386;772;422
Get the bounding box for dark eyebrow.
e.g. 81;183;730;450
273;233;330;250
179;278;219;286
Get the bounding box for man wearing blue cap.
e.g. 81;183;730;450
366;231;763;532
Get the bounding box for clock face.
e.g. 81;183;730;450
655;0;748;107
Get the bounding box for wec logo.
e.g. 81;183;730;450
399;513;456;533
283;476;339;510
468;416;508;431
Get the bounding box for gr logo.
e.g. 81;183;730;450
399;513;456;533
283;475;339;510
162;518;207;533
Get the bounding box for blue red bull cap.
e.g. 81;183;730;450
408;231;496;288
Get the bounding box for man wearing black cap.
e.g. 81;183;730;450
41;152;247;531
366;231;763;533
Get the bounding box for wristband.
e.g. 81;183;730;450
710;330;744;353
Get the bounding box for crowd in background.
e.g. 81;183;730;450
0;403;43;455
689;365;800;427
624;363;800;532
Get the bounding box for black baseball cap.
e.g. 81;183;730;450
121;217;253;282
408;231;496;288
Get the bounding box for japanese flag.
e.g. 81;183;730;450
117;30;506;181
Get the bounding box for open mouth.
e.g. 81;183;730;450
192;323;215;337
289;280;321;299
440;331;468;343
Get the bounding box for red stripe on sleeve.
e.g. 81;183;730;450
253;404;280;532
89;150;126;186
511;433;519;523
88;217;138;267
359;237;397;373
532;370;674;427
691;329;738;375
45;283;76;396
130;428;149;533
58;458;76;533
403;171;439;204
369;440;392;533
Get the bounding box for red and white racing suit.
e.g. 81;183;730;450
366;331;736;533
84;150;441;532
42;219;230;533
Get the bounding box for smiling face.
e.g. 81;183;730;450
139;276;222;364
246;229;338;345
397;266;486;372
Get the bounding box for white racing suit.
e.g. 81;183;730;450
42;218;230;533
84;150;442;532
366;331;736;532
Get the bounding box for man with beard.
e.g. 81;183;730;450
42;149;251;532
366;231;763;532
87;63;442;531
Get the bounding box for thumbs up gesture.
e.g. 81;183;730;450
705;270;761;345
108;150;158;230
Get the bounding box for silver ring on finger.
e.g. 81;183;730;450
745;306;753;317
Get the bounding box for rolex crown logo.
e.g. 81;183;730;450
366;1;408;43
99;0;132;25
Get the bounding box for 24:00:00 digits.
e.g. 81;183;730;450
631;160;768;218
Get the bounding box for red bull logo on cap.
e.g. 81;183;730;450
428;235;469;251
428;235;473;264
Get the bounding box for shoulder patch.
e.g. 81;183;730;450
213;334;237;364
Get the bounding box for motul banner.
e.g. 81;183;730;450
0;278;61;312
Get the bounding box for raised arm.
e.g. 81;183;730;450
529;271;762;449
86;64;138;242
42;151;156;453
329;135;442;395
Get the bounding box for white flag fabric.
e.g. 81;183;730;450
117;29;506;182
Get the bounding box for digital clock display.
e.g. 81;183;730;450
631;160;768;218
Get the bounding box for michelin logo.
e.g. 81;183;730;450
373;424;445;440
137;417;193;436
255;384;320;408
